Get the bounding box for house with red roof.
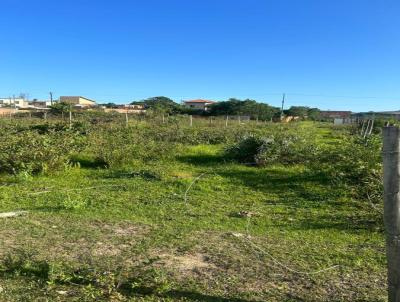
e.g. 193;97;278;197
184;99;216;111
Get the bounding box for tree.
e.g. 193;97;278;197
208;98;279;120
286;106;321;120
131;96;182;114
287;106;309;118
307;108;321;120
50;102;71;115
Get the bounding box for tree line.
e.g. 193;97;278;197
52;96;322;121
128;96;322;121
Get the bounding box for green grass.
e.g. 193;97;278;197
0;123;386;302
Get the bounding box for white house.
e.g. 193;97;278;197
184;99;216;111
0;97;28;108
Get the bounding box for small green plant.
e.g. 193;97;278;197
62;194;87;210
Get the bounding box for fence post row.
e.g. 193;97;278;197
383;126;400;302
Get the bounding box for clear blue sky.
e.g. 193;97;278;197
1;0;399;112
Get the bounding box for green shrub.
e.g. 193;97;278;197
224;135;266;163
314;135;383;200
225;133;318;165
88;126;176;168
0;130;85;175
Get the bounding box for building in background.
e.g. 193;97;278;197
0;97;28;108
102;104;146;114
28;100;53;109
353;111;400;121
184;99;216;111
375;111;400;120
320;111;352;119
60;96;96;107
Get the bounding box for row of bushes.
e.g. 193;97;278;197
0;120;381;200
0;121;264;174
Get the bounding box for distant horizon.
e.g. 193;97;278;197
1;92;398;113
1;0;399;113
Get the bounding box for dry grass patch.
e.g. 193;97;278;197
0;214;150;266
156;252;216;273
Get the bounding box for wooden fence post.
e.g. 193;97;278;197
367;119;375;137
225;115;228;127
360;119;367;136
189;115;193;127
383;126;400;302
69;108;72;129
363;120;371;138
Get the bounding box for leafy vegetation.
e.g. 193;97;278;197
0;116;386;301
131;96;183;114
208;98;279;120
0;125;85;175
285;106;321;120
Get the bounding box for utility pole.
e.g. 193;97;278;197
49;92;53;106
280;93;285;120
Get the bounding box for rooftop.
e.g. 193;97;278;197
60;96;96;103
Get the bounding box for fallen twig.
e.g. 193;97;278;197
184;173;207;204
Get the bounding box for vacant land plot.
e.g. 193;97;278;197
0;118;385;301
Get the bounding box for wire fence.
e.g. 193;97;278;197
0;111;273;128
